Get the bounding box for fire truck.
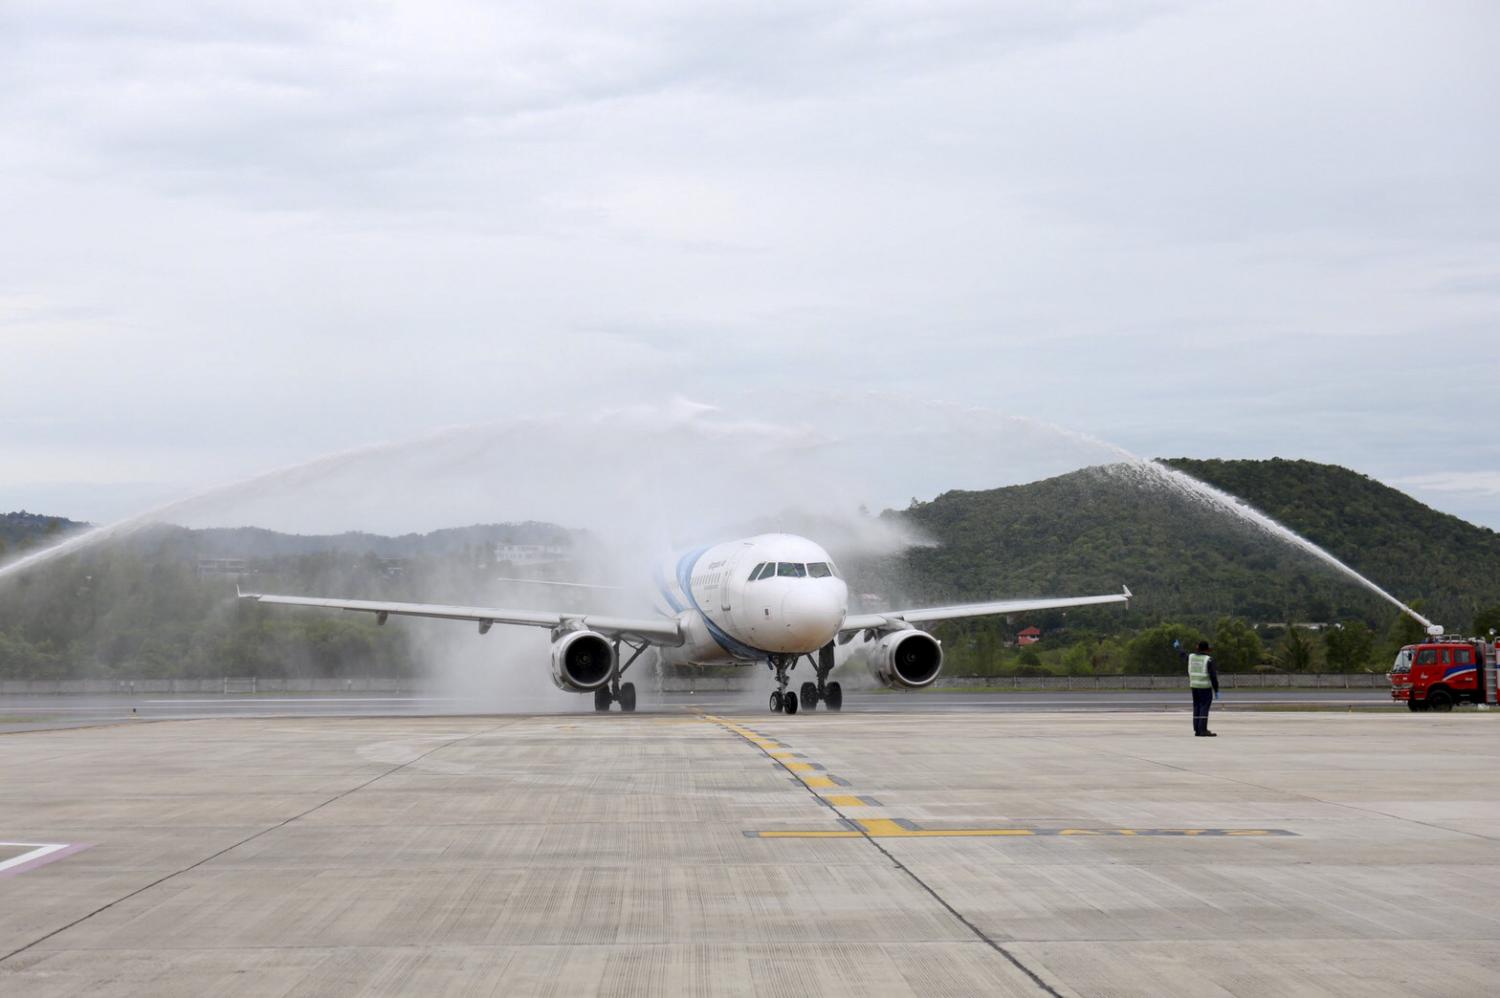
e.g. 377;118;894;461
1389;637;1498;711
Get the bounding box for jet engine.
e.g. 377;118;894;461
861;629;943;689
549;630;615;692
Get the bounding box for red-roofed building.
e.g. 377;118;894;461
1017;626;1042;646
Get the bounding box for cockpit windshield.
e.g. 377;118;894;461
1391;648;1413;674
748;560;841;581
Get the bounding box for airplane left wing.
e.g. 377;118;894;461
840;587;1131;634
237;589;684;646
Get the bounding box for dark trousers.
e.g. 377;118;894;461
1192;687;1213;734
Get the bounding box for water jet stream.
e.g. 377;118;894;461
1;402;1439;636
1115;460;1434;631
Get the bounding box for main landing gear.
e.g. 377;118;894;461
769;655;798;714
767;643;843;714
595;639;647;713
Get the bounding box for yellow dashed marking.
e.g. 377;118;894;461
702;714;847;789
702;716;1296;843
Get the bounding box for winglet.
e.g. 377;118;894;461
1122;585;1133;603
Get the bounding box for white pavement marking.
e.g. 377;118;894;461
0;842;89;878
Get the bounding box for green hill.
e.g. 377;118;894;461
3;458;1498;679
857;458;1500;633
0;520;589;681
0;511;88;557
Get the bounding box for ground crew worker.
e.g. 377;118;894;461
1184;640;1220;736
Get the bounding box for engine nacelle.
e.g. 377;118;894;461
862;629;943;689
549;630;616;692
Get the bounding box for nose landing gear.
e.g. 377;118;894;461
767;642;841;714
768;656;799;714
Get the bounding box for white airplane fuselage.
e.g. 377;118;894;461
653;533;849;666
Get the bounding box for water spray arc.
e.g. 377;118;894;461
990;410;1439;632
0;432;463;585
1;400;1443;642
1117;462;1438;633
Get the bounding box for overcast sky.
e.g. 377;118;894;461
2;0;1498;530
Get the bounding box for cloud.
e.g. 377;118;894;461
1393;471;1500;497
0;1;1496;527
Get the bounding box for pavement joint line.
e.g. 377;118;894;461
699;713;1065;998
744;823;1297;839
0;717;518;967
1097;743;1500;845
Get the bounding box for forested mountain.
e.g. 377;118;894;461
0;512;88;555
3;458;1497;679
857;459;1500;632
0;521;591;680
1165;458;1499;625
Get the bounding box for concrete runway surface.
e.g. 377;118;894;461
1;708;1497;996
0;688;1397;734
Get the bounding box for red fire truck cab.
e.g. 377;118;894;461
1389;639;1498;712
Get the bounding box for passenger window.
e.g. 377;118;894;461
776;562;807;578
1416;649;1437;665
807;562;832;578
747;562;766;581
1440;648;1452;665
1456;647;1473;665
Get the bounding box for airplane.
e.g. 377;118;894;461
238;532;1131;714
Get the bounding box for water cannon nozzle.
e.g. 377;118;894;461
1426;624;1445;637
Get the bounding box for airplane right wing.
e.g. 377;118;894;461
841;587;1131;634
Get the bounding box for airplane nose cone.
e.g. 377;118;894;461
780;585;845;650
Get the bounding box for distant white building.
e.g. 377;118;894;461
494;542;567;565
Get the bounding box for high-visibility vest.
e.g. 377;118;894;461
1188;653;1212;689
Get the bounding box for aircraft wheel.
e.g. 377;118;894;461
1427;688;1454;712
784;691;799;715
825;682;843;712
619;682;637;713
800;682;818;710
594;687;611;712
770;691;783;712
